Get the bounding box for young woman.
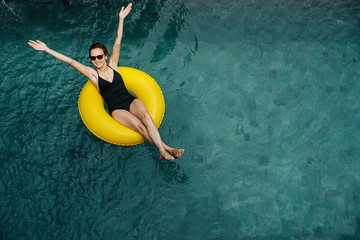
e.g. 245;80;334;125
28;3;184;161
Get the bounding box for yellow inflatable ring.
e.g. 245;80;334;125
78;67;165;146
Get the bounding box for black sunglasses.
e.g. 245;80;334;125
90;54;104;61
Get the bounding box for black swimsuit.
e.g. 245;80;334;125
96;66;136;114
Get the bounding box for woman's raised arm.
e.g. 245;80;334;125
28;40;96;82
108;3;132;69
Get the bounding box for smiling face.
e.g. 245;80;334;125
90;48;107;68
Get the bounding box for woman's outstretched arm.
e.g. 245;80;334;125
108;3;132;69
28;40;96;82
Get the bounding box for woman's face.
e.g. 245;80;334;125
90;48;107;68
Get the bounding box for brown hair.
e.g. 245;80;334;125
89;42;109;58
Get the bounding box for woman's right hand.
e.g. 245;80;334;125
119;3;132;20
28;40;48;52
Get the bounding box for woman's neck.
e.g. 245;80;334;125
97;64;107;72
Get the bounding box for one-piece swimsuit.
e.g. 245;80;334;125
96;66;135;114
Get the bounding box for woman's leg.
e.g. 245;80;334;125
111;110;155;145
130;99;185;158
111;101;181;160
129;99;182;160
128;100;184;158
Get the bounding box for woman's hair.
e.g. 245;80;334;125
89;42;109;58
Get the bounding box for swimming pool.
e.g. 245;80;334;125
1;0;359;239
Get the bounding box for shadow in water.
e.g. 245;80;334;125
339;217;360;240
151;1;188;62
128;0;168;47
0;0;19;35
154;157;189;184
127;0;190;62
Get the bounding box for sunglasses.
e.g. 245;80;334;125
90;54;104;61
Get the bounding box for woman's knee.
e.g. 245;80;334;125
134;122;147;135
141;112;153;125
131;100;151;120
111;110;147;134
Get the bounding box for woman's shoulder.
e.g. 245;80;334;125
107;60;118;72
88;67;99;78
88;68;100;85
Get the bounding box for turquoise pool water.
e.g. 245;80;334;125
1;0;359;239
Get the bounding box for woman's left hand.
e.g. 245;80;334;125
28;40;48;52
119;3;132;20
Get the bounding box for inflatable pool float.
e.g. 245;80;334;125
78;67;165;146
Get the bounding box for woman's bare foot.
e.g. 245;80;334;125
166;147;185;158
160;150;175;161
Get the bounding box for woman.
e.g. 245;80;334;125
28;3;184;161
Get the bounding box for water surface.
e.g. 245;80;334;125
1;0;359;239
